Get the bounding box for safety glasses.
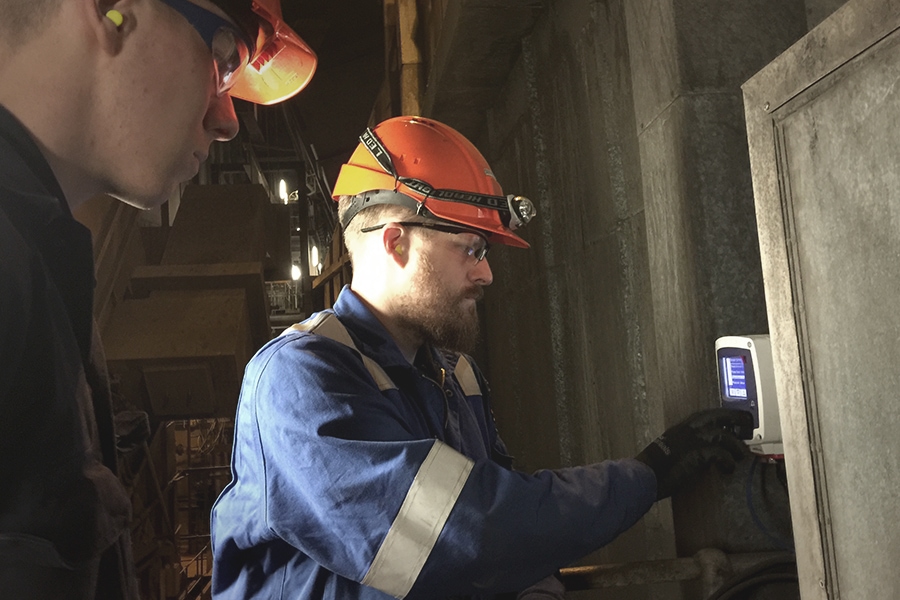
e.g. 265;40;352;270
159;0;252;97
361;222;491;262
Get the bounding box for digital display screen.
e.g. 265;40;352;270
716;345;759;430
720;355;748;401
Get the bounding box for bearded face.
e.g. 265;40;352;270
392;248;484;354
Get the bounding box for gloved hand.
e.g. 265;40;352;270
635;408;754;500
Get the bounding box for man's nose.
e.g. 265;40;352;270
471;257;493;286
205;93;240;142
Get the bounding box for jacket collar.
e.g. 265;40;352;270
332;286;414;371
0;103;95;365
0;103;69;214
331;286;464;379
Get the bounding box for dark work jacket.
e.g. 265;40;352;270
0;104;136;599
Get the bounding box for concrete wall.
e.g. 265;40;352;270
460;0;810;596
622;0;805;564
806;0;850;28
481;8;677;597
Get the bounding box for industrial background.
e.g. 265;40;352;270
70;0;900;598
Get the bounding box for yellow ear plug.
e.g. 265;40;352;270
106;9;124;27
395;246;404;255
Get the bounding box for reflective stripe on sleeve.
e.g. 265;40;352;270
361;440;474;598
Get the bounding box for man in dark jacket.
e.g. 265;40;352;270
0;0;316;597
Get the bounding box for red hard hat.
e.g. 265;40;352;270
332;116;535;248
216;0;317;105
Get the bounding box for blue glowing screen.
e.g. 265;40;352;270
720;355;748;401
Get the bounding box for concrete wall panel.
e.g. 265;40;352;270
806;0;850;29
625;0;805;563
683;94;769;339
624;0;680;134
673;0;807;91
481;2;682;596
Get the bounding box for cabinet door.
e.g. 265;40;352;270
744;1;900;598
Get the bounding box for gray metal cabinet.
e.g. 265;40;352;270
743;0;900;598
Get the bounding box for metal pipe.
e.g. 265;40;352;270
558;550;789;596
560;556;705;590
175;465;231;473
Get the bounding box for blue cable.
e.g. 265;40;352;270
746;456;795;553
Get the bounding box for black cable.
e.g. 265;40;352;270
705;555;798;600
710;572;799;600
746;456;794;552
775;458;790;496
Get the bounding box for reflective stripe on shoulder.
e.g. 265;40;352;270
288;311;354;347
362;440;474;598
288;313;396;391
360;356;396;391
453;355;481;396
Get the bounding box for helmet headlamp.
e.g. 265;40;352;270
506;195;535;230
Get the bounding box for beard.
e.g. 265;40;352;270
392;253;483;354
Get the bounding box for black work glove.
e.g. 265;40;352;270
635;408;754;500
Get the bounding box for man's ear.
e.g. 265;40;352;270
382;224;408;266
90;0;129;54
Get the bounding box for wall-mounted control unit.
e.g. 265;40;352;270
715;335;783;456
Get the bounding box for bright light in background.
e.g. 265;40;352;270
279;179;288;204
311;246;319;266
291;264;301;281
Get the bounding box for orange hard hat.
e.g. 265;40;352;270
332;116;535;248
217;0;317;105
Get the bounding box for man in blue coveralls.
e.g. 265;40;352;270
211;116;752;599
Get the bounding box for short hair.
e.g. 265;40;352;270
0;0;60;45
337;195;421;261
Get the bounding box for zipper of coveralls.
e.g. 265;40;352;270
420;367;451;434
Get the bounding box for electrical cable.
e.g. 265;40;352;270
705;555;798;600
709;572;799;600
746;455;794;553
775;458;790;496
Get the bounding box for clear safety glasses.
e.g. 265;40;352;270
361;222;492;262
159;0;252;97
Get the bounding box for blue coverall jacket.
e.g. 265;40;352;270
211;286;656;599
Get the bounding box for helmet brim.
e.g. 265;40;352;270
228;1;317;105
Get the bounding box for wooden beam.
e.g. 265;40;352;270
313;253;351;290
398;0;422;115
